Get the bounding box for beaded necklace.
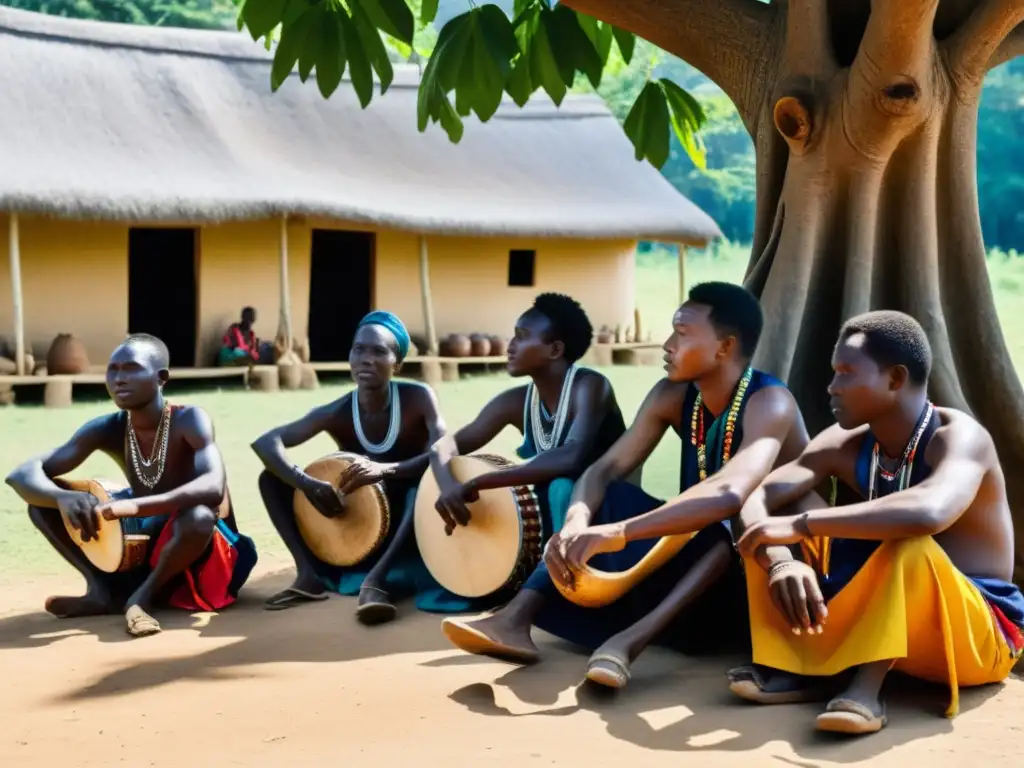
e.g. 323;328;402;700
353;381;400;454
127;403;172;490
690;367;753;482
868;401;934;499
527;364;579;453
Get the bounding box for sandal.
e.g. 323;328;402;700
125;605;162;638
356;585;397;625
727;664;831;705
264;587;330;611
585;653;631;690
816;698;887;735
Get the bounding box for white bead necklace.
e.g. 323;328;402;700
127;404;172;489
526;364;579;453
353;381;400;455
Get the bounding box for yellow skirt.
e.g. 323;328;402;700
746;535;1017;717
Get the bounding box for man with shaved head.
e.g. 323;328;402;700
5;334;258;638
252;311;464;624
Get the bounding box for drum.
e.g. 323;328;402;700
293;452;391;567
56;478;150;573
414;454;542;598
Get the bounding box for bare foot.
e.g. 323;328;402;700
356;584;396;625
45;592;116;619
441;612;540;663
125;604;162;638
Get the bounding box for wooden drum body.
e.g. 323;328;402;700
414;454;542;598
293;452;391;567
56;478;150;574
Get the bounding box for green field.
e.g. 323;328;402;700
3;246;1024;577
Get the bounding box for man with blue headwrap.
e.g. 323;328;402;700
252;310;476;623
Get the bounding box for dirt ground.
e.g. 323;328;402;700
1;559;1021;767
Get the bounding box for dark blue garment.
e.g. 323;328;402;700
524;370;787;653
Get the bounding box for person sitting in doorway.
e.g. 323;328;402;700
732;310;1024;736
4;334;259;638
218;306;265;366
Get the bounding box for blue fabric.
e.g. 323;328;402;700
357;310;410;361
524;481;749;653
971;577;1024;627
313;486;494;613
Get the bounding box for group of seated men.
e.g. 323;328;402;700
5;283;1022;738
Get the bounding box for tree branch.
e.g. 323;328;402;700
558;0;778;124
990;22;1024;69
783;0;836;77
947;1;1024;81
856;0;941;85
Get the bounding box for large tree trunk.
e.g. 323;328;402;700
565;0;1024;582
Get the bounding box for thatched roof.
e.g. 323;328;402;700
0;7;721;243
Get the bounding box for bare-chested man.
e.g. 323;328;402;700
253;310;464;624
4;334;258;637
733;310;1024;736
444;282;810;689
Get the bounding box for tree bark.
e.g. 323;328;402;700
568;0;1024;582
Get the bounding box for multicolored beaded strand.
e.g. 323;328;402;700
690;366;753;482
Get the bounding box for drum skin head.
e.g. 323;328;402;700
56;477;129;574
293;452;391;567
414;455;529;598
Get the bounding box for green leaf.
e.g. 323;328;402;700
315;14;347;99
357;0;414;45
467;10;510;121
339;11;375;108
613;26;635;64
660;79;707;169
437;93;465;142
505;54;534;106
477;4;521;76
271;9;311;90
548;6;603;89
623;81;671;168
528;19;565;105
421;0;439;25
297;5;323;82
241;0;288;40
352;2;395;93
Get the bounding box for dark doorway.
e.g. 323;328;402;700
128;228;198;368
307;229;374;362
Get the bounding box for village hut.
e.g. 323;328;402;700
0;6;720;380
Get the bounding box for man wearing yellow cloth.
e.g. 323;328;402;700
734;310;1024;736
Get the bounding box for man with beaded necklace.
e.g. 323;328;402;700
731;310;1024;736
5;334;258;638
444;282;811;690
253;310;470;624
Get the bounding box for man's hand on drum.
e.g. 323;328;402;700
58;491;102;542
337;457;390;495
435;479;478;535
95;498;141;521
300;476;346;519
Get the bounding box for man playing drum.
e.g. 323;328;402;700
253;311;466;624
4;335;258;638
443;283;810;690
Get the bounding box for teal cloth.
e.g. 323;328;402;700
357;310;410;361
217;347;250;365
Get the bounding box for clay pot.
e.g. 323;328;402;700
489;336;508;357
0;356;15;375
47;334;90;375
596;327;614;345
294;337;311;364
470;333;491;357
277;360;302;390
441;333;471;358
